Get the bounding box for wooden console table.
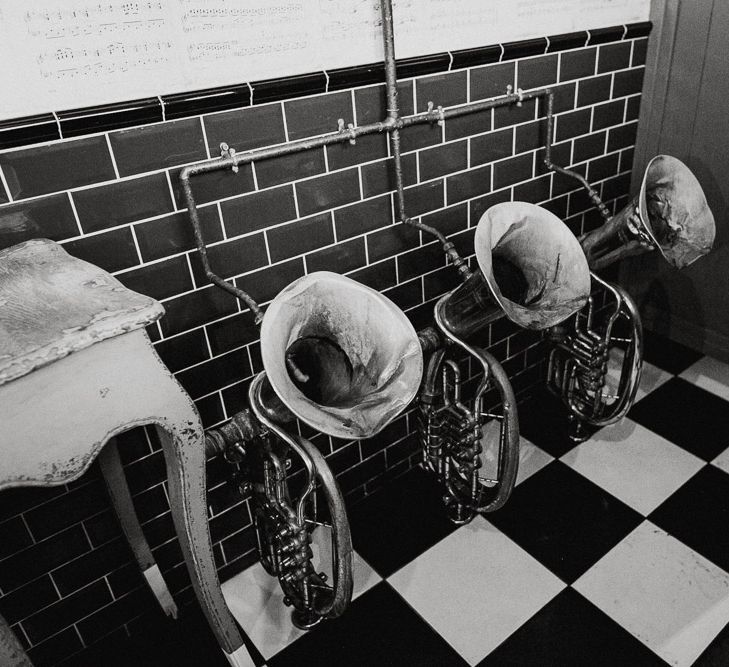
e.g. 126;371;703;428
0;239;251;666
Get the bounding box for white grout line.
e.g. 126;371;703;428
203;327;212;362
128;225;144;265
199;117;211;160
0;165;11;202
185;252;198;289
51;111;63;139
350;88;358;126
262;227;273;264
165;170;178;211
66;192;83;236
292;181;301;218
105;133;120;180
280;101;290;142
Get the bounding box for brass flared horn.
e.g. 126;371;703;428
416;202;590;523
260;271;423;440
474;201;592;329
581;155;716;270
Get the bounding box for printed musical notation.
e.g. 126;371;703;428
0;0;650;121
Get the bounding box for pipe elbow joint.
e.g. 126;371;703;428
381;115;398;131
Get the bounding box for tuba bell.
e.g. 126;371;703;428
246;271;422;628
580;155;716;271
419;202;591;523
546;155;715;440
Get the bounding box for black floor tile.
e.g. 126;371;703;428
61;603;263;667
695;617;729;667
642;329;703;374
61;607;230;667
478;587;667;666
649;465;729;573
488;461;642;583
268;582;468;667
348;466;458;578
517;388;594;458
629;378;729;461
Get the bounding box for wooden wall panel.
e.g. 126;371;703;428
624;0;729;361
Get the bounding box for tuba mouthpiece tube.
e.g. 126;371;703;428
417;326;443;354
579;202;653;270
545;160;612;222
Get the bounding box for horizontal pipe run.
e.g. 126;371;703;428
180;88;552;182
180;120;391;181
180;86;557;316
399;89;549;128
182;60;608;317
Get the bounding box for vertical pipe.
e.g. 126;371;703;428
544;90;555;167
542;90;611;222
381;0;407;223
381;0;472;280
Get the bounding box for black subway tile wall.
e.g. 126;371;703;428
0;25;648;666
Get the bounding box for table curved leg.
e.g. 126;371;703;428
98;438;178;619
155;414;253;667
0;612;31;667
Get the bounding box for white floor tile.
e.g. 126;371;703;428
575;521;729;667
712;446;729;476
388;516;565;666
515;436;553;486
221;526;380;660
680;357;729;402
479;423;553;487
561;418;703;515
606;349;672;403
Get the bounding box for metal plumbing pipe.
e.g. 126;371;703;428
380;0;472;280
542;90;612;221
181;0;596;317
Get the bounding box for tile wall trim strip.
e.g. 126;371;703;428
0;23;651;151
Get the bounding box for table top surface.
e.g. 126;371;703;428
0;238;163;386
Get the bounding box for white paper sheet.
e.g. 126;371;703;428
0;0;650;121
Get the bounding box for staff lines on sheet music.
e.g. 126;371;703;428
29;18;168;40
24;2;165;26
185;35;308;63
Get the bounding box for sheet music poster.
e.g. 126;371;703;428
0;0;650;121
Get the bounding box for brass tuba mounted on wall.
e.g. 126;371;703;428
243;272;422;628
580;155;716;270
546;155;716;440
419;202;591;523
205;272;423;629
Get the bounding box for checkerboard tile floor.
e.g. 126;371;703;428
84;333;729;667
216;332;729;667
